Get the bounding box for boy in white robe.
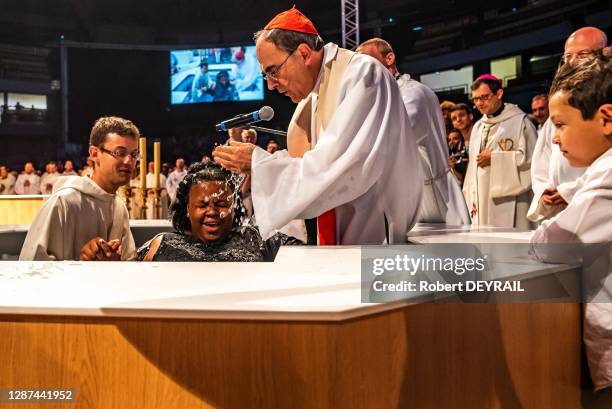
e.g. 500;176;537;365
528;27;607;223
20;116;140;261
530;51;612;396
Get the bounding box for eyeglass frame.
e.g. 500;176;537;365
98;146;141;161
470;92;496;104
262;48;297;82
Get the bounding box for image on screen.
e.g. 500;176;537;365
170;46;263;104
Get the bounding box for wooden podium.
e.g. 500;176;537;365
0;244;581;408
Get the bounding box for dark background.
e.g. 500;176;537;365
0;0;610;169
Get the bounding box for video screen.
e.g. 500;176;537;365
170;46;264;104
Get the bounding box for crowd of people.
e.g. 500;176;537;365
6;7;612;398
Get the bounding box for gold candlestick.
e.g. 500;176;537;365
153;141;161;219
138;137;147;219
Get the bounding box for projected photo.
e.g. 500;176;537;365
170;46;263;104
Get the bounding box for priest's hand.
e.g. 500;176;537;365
213;140;255;173
80;237;121;261
476;149;491;167
542;188;567;206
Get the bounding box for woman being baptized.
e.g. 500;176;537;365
138;161;302;261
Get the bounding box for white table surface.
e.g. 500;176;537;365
0;235;578;322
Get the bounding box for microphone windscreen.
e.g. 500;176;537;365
259;106;274;121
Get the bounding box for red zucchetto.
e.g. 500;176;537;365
476;74;502;84
263;6;319;35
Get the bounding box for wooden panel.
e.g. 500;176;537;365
0;303;581;409
0;197;45;224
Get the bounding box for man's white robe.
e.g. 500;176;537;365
463;104;537;228
40;172;62;194
528;118;586;222
396;74;470;225
0;174;16;195
166;169;187;203
250;43;423;244
19;176;135;261
14;173;41;195
530;147;612;391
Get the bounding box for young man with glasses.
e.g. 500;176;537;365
213;7;422;244
20;116;139;261
528;26;608;223
462;74;537;228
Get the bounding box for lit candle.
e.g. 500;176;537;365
139;137;146;189
154;141;161;189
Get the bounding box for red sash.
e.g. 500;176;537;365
317;209;336;245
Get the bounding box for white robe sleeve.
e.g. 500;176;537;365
19;195;70;260
251;62;413;239
530;185;612;263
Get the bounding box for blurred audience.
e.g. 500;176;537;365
14;162;41;195
0;165;16;195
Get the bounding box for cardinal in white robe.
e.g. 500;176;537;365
213;7;422;245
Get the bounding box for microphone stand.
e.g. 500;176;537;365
245;124;287;137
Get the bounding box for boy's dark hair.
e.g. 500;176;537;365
471;77;503;93
550;50;611;120
89;116;140;147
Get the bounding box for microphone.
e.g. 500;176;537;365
215;106;274;132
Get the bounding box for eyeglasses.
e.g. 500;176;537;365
562;49;593;64
99;146;141;161
262;49;296;82
470;92;494;104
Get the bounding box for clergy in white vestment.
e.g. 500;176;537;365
14;162;41;195
166;158;188;203
0;166;16;195
20;116;139;261
145;161;169;219
463;74;537;228
528;27;607;223
40;162;62;194
357;38;470;225
213;7;423;245
530;54;612;394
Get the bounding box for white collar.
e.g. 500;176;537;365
312;43;339;96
